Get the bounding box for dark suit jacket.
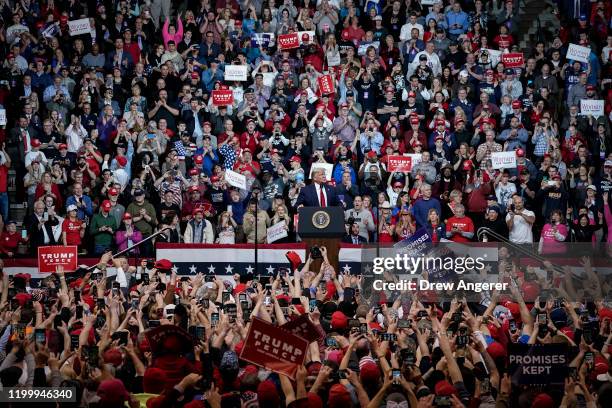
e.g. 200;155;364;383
342;234;367;244
182;109;207;136
296;183;340;207
104;50;134;72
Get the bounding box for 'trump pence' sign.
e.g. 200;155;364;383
240;318;308;379
38;246;78;272
224;65;247;81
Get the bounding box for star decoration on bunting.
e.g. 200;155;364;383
342;264;352;274
245;265;254;274
208;265;216;274
225;265;234;274
266;265;275;274
189;265;197;274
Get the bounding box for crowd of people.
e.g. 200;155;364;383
0;0;611;407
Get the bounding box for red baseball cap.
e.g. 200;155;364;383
31;139;41;147
122;212;132;220
211;175;220;182
108;187;119;196
511;100;522;109
188;185;200;193
194;155;203;164
410;117;419;125
58;143;68;150
101;200;112;211
515;148;525;157
435;119;446;126
116;155;128;167
290;155;301;163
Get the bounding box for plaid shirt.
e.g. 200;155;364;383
532;128;552;157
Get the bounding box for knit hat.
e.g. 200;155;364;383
328;384;351;408
359;360;380;384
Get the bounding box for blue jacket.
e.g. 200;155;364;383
66;195;94;221
333;164;357;185
411;197;442;229
446;10;469;35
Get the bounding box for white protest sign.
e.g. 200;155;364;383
309;163;334;181
358;41;380;56
580;99;604;118
491;151;517;169
420;0;438;5
406;153;422;168
0;109;6;126
566;43;590;64
224;169;247;190
224;65;248;81
68;19;91;36
484;49;502;66
267;221;288;243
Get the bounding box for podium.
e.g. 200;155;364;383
297;207;345;273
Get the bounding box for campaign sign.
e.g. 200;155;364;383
68;19;91;36
501;53;524;68
281;314;323;343
0;109;6;126
225;169;247;190
211;90;234;106
580;99;604;118
267;221;288;243
38;246;78;273
298;31;316;45
240;317;308;379
317;74;334;95
387;155;413;172
491;151;517;169
278;33;300;50
251;33;274;48
508;343;570;385
224;65;248;81
566;43;590;63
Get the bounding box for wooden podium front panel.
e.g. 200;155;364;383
302;238;340;274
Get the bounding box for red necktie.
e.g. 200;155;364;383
319;185;326;207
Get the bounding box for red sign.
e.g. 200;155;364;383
281;314;322;343
211;90;234;106
37;246;78;273
387;155;413;172
239;317;308;379
278;33;299;50
317;74;334;95
501;52;524;68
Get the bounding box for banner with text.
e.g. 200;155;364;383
68;19;91;36
278;33;300;50
224;65;248;81
508;344;570;385
580;99;604;118
267;221;288;243
225;169;247;190
240;318;308;379
251;33;275;48
38;246;78;273
491;151;517;169
501;52;524;68
317;74;334;95
387;155;413;172
211;90;234;106
566;43;590;63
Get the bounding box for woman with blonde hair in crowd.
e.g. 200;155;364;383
216;211;237;244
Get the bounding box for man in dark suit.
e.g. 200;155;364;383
296;168;340;207
342;222;367;244
105;38;135;74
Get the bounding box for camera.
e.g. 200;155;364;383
309;246;322;259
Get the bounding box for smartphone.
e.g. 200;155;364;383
325;336;338;348
131;298;139;310
205;275;215;282
403;351;416;365
397;319;411;329
381;333;397;342
348;319;360;328
54;315;63;329
538;313;547;325
240;300;249;311
148;319;160;328
211;313;219;327
434;396;452;407
70;334;80;350
264;296;271;305
585;352;594;367
239;293;247;302
392;369;401;384
481;377;491;394
291;297;301;305
35;328;46;344
583;329;593;344
21;229;27;239
509;320;517;332
265;284;272;293
338;369;348;379
360;322;368;334
194;326;206;340
97;298;106;309
115;331;128;346
452;312;462;323
76;305;83;319
568;367;578;380
74;290;81;302
344;287;355;302
142;273;150;285
87;345;99;366
309;299;317;312
200;298;210;308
